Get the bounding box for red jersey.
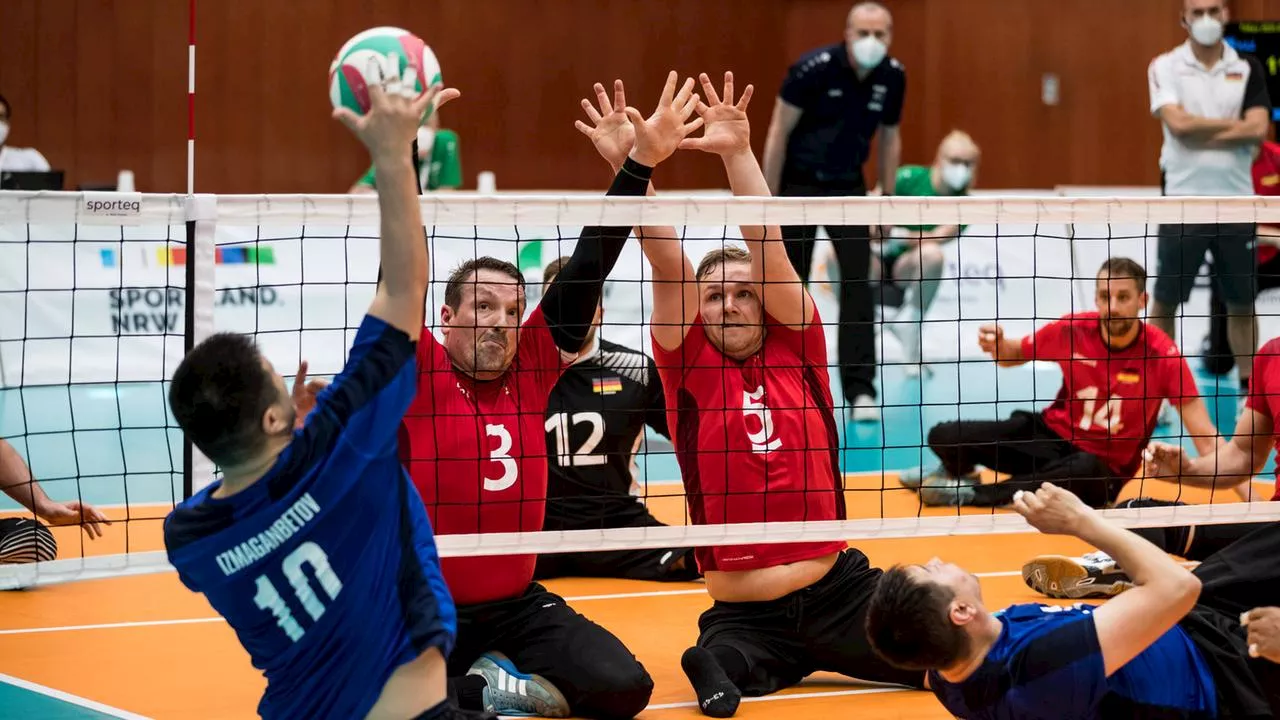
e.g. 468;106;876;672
1253;142;1280;264
400;307;566;605
1243;337;1280;500
653;309;847;574
1021;312;1199;477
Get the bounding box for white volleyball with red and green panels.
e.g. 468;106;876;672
328;27;442;122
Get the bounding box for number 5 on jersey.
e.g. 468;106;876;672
253;542;343;642
743;387;782;454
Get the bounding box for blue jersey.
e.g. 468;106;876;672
930;603;1217;720
164;315;455;720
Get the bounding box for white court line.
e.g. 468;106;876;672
644;685;907;711
0;671;152;719
0;569;1028;636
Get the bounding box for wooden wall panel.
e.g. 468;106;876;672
4;1;1280;193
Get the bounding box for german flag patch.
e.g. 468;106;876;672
593;376;624;395
1117;371;1142;384
1226;71;1244;81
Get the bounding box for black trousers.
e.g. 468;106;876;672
1203;252;1280;375
447;584;653;720
695;550;923;696
928;411;1128;508
535;500;699;582
779;179;876;402
1118;499;1272;562
1178;522;1280;718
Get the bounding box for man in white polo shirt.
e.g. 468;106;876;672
0;94;51;173
1147;0;1271;405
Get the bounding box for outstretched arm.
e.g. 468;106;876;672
682;72;812;329
573;79;700;352
1;439;109;539
335;58;458;341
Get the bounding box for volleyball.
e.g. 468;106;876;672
328;27;442;122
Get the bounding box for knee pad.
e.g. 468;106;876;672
0;518;57;564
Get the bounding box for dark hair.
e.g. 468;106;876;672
168;333;280;467
0;94;9;118
865;565;970;671
542;255;572;288
444;257;525;309
695;246;752;281
1097;257;1147;292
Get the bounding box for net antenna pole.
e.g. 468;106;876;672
182;0;197;500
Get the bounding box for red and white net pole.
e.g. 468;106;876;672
186;0;196;194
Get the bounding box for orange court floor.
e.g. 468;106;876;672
0;475;1260;720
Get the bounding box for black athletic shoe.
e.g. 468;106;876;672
1021;551;1133;599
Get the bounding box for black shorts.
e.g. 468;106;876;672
449;583;652;719
535;500;699;582
1181;522;1280;718
695;550;924;696
1154;222;1257;306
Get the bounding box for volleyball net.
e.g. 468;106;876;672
4;190;1280;589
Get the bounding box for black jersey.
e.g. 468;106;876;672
543;338;669;528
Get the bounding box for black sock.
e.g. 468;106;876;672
449;674;488;712
681;646;741;718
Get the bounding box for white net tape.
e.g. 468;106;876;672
2;190;1280;589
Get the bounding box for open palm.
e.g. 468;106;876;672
681;72;754;157
576;80;636;171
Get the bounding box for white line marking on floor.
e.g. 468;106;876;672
0;671;153;719
643;685;907;711
0;568;1030;635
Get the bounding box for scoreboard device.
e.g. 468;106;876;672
1225;21;1280;125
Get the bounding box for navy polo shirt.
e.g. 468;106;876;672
780;42;906;186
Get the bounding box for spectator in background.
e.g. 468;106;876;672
762;1;905;425
349;110;461;193
873;130;981;376
0;94;51;172
1202;140;1280;377
1;438;109;564
1148;0;1270;416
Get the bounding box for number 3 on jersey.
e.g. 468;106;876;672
1076;386;1123;433
484;424;518;492
252;542;343;642
743;386;782;453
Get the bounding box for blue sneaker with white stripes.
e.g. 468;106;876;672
466;652;570;718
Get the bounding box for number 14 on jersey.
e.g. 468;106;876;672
1076;386;1123;433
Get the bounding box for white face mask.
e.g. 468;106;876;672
941;162;973;192
850;35;887;70
1189;15;1224;46
0;121;8;146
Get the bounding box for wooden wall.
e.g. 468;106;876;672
3;0;1280;193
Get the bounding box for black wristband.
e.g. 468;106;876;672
621;155;654;181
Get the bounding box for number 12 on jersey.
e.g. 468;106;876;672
252;542;343;642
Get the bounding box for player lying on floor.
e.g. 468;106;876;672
165;76;495;720
867;482;1280;719
871;129;980;375
1020;335;1280;601
534;254;697;583
576;71;926;718
397;71;706;719
0;437;109;563
901;256;1222;508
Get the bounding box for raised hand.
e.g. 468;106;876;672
576;80;636;172
1011;483;1095;537
1141;441;1189;480
334;53;460;164
977;323;1004;358
624;71;703;168
291;360;329;429
680;72;755;157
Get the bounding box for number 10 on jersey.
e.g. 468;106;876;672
253;542;343;642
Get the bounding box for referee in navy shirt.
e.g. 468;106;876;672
763;1;905;424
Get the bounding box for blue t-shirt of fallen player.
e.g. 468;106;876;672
164;314;455;720
930;603;1217;719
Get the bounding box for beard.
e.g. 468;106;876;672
1105;317;1136;336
